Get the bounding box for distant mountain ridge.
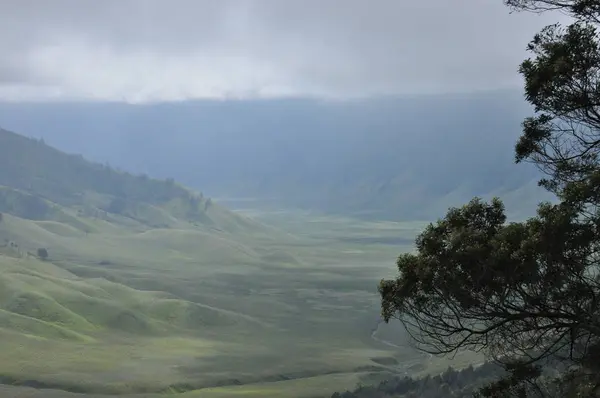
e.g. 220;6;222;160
0;127;261;234
0;90;554;221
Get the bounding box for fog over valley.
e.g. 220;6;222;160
0;91;552;221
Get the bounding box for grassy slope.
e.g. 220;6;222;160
0;128;481;397
0;208;482;398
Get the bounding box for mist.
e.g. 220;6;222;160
0;89;550;220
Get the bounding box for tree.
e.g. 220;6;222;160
204;198;212;212
0;212;3;224
379;2;600;396
37;247;49;260
107;197;127;215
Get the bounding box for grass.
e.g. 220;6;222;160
0;206;479;398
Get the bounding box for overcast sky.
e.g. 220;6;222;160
0;0;563;103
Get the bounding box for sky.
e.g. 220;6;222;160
0;0;563;103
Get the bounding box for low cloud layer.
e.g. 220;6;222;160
0;0;563;102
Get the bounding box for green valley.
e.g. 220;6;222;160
0;128;477;397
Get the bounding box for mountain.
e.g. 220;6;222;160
0;90;554;222
0;127;265;234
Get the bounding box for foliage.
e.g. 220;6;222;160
379;1;600;396
331;362;505;398
37;248;48;260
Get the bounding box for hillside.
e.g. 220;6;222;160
0;127;289;393
0;90;554;221
0;127;462;397
0;127;265;234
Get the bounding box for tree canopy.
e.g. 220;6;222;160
379;1;600;396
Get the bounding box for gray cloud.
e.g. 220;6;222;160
0;0;565;102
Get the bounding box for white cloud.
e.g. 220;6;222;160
0;0;565;102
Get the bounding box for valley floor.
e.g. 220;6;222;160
0;207;480;397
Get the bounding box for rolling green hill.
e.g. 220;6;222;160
0;127;470;397
0;127;291;394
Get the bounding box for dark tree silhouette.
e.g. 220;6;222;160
379;1;600;396
37;248;49;260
